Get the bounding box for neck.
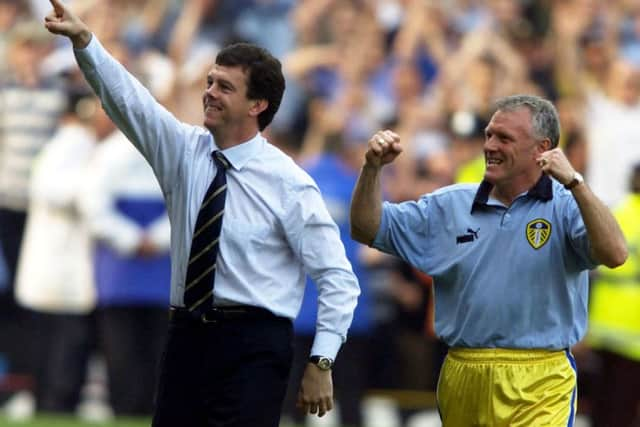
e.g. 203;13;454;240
211;123;259;149
490;172;542;206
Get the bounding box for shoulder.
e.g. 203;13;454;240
432;182;479;196
425;183;479;206
384;184;478;222
261;143;317;188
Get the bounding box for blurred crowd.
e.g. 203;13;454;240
1;0;640;426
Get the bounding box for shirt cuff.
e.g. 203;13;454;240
310;330;343;360
73;33;101;70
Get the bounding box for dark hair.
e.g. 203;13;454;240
215;42;285;131
492;95;561;148
632;162;640;193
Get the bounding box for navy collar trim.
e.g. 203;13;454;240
471;174;553;213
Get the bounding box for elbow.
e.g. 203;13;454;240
609;247;629;268
599;244;629;269
349;224;374;247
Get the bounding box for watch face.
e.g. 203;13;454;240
318;358;332;370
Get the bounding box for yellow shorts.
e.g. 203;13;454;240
437;348;577;427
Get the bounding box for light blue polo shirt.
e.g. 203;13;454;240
373;175;598;349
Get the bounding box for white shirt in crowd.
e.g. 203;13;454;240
16;123;96;313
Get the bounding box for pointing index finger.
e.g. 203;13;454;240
49;0;65;14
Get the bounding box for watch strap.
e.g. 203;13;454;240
309;355;334;370
564;172;584;190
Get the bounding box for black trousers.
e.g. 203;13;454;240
152;307;293;427
590;349;640;427
0;208;30;387
37;311;95;413
97;306;167;416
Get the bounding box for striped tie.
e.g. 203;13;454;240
184;151;229;314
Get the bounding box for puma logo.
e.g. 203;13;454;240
456;228;480;244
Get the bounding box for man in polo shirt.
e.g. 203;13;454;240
350;94;628;426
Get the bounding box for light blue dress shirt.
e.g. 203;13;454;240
74;36;359;359
374;176;598;350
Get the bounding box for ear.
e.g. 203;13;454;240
249;99;268;117
538;138;551;152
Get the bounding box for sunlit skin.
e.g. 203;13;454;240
483;108;551;205
202;64;267;149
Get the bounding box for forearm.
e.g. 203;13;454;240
75;37;187;190
74;36;163;139
571;184;628;267
87;212;144;255
167;0;203;63
350;164;383;246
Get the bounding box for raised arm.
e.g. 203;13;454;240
538;148;628;268
349;130;402;245
43;0;196;195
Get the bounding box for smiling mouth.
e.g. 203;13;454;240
486;158;502;166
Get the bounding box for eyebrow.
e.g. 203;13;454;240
485;128;514;140
207;74;236;91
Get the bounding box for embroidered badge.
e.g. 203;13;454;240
526;219;551;249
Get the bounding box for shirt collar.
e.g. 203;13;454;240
213;132;264;171
471;174;553;213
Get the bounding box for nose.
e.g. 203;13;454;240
483;135;498;151
205;83;219;99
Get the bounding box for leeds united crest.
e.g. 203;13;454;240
526;219;551;249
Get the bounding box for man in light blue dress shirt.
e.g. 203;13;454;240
351;95;628;426
44;1;360;426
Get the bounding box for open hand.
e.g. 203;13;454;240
44;0;92;48
296;363;334;417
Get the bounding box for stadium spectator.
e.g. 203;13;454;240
14;89;109;415
350;95;627;426
587;162;640;427
553;2;640;208
79;126;170;416
0;0;32;76
44;1;360;427
74;38;170;417
0;17;66;403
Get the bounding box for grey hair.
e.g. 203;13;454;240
492;95;561;148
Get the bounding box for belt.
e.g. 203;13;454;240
169;305;276;325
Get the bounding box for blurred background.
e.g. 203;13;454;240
1;0;639;426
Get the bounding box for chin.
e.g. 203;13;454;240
483;171;498;184
203;118;218;131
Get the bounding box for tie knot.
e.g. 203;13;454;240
213;151;230;170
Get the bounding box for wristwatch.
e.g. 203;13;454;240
564;171;584;190
309;355;333;371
